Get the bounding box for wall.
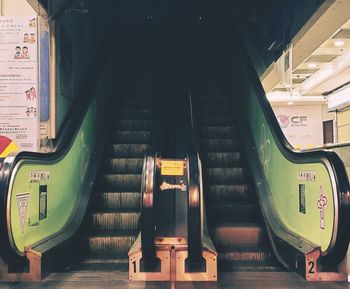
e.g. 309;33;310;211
337;108;350;143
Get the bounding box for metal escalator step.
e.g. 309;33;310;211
86;231;137;258
202;152;242;167
218;260;279;272
200;126;237;138
205;167;248;183
123;99;153;109
199;105;231;115
104;158;143;174
100;174;141;191
91;211;140;231
201;138;239;152
199;115;233;126
114;120;152;131
113;131;150;144
108;144;149;158
76;258;129;271
118;109;152;119
127;81;154;90
207;203;257;223
196;97;228;104
207;184;254;202
211;223;266;249
95;192;141;210
219;248;272;263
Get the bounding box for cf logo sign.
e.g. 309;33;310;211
291;116;307;124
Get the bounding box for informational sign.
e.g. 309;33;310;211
0;16;39;153
16;192;29;235
161;160;185;176
273;105;323;149
299;184;306;214
317;186;327;230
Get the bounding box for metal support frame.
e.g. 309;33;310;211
305;249;347;281
0;249;42;281
129;238;217;282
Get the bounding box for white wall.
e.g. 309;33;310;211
0;0;36;16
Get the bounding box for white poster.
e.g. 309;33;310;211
273;105;323;150
0;16;39;153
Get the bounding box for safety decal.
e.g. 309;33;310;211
317;186;327;230
160;181;187;192
16;193;29;235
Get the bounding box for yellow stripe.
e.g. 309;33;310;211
0;142;19;157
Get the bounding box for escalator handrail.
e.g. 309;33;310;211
186;85;204;266
0;40;112;265
187;153;203;267
234;37;350;265
140;153;157;265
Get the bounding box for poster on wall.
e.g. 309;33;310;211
0;16;39;155
273;104;323;150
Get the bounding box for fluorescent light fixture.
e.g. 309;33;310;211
287;101;294;105
299;51;350;95
334;40;345;47
328;84;350;110
307;63;317;68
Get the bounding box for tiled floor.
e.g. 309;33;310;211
0;272;348;289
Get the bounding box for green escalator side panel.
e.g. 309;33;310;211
9;99;99;254
247;93;335;252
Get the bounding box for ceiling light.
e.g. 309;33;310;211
334;40;345;47
307;63;317;68
287;101;294;105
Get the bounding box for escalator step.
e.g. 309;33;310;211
207;203;258;223
123;99;153;109
199;104;231;115
86;231;137;257
199;115;234;126
201;138;239;152
99;174;141;191
103;158;143;174
219;248;272;262
91;211;140;231
200;126;236;138
205;167;248;183
108;144;149;158
211;223;266;249
127;89;155;99
113;131;150;144
95;192;141;210
76;258;129;271
202;152;242;167
118;109;152;120
114;120;152;131
207;184;254;202
196;96;228;104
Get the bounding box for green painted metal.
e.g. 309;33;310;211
9;98;99;254
246;93;335;252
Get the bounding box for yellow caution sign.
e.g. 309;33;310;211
161;160;185;176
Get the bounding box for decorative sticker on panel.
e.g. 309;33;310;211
161;160;185;176
160;180;187;192
299;184;306;214
16;193;29;235
317;186;327;230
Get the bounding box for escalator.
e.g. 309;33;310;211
196;88;279;272
73;50;156;271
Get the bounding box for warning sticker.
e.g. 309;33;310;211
16;193;29;235
161;160;185;176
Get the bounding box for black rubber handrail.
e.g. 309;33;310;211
186;85;203;268
0;37;114;267
232;33;350;266
140;153;157;266
187;153;203;268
